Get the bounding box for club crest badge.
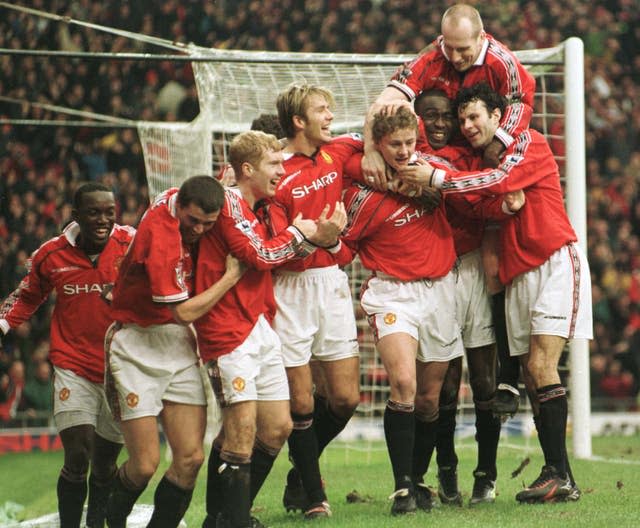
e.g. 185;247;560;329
232;377;246;392
126;392;139;408
383;313;397;325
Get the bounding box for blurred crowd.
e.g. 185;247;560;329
1;0;639;423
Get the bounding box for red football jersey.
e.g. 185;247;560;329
272;134;362;272
389;34;535;147
111;188;194;326
431;129;577;283
342;181;455;281
0;222;135;383
194;188;313;361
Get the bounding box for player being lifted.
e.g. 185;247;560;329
363;3;535;416
195;130;345;528
401;83;592;503
0;183;135;528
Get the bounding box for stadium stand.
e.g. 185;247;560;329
0;0;639;424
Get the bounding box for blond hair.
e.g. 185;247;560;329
276;82;335;138
228;131;282;179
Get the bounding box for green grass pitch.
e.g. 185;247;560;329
1;435;638;527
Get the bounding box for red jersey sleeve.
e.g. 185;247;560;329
219;190;312;271
0;251;53;333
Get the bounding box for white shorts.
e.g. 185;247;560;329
274;265;359;367
506;243;593;356
207;315;289;406
361;271;464;363
455;250;495;349
53;367;123;444
105;322;206;421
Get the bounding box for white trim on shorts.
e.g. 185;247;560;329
506;243;593;356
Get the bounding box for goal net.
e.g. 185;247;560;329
138;40;589;456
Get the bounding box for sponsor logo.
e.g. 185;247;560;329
62;283;110;295
393;207;427;227
232;377;246;392
52;266;82;273
291;171;339;199
126;393;139;408
59;388;70;401
383;313;397;325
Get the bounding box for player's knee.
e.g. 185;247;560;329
469;373;495;401
328;393;359;419
64;445;91;475
415;394;439;420
175;445;206;478
525;355;549;386
265;417;293;448
134;458;160;483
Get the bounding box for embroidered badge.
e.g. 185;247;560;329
320;151;333;164
232;377;246;392
126;392;139;408
59;388;70;401
383;313;397;325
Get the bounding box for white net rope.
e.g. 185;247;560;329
140;44;565;200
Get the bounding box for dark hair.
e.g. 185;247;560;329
251;113;285;138
177;175;225;213
414;88;450;117
454;83;507;117
73;182;112;209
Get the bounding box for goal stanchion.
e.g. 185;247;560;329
136;40;588;456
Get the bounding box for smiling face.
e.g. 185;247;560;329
415;93;455;150
176;202;220;245
299;93;334;147
247;148;286;201
458;99;501;149
377;127;418;171
73;190;116;253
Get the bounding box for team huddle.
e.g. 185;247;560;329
0;4;592;528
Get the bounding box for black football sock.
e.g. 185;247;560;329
435;403;458;471
57;470;87;528
537;384;568;476
250;439;279;505
474;399;501;480
105;465;146;528
313;394;351;456
218;457;251;528
492;291;519;388
86;469;116;528
384;400;415;490
146;475;194;528
202;439;224;527
288;413;326;505
412;413;437;484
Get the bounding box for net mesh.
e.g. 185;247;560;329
138;42;569;442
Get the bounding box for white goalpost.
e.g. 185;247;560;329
136;39;590;458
